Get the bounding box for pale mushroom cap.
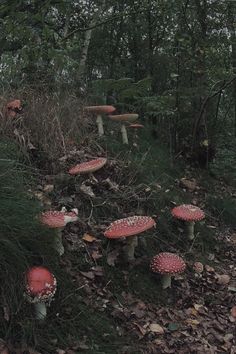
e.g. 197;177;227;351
108;113;139;122
40;210;78;228
68;157;107;175
84;105;116;114
25;266;57;303
150;252;186;275
104;215;156;239
171;204;205;222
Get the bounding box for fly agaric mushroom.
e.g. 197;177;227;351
108;113;139;144
171;204;205;240
68;157;107;176
6;99;23;118
104;215;156;262
84;105;116;136
25;266;57;320
150;252;186;289
40;208;78;255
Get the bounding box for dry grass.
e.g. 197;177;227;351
0;90;97;164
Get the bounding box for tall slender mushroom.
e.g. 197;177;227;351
104;215;156;262
40;209;78;255
150;252;186;289
25;266;57;320
108;113;139;144
84;105;116;136
171;204;205;240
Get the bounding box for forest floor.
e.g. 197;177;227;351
0;131;236;354
22;136;236;354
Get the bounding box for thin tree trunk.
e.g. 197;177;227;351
227;1;236;136
77;1;105;82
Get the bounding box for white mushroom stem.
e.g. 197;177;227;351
121;124;128;144
96;114;104;136
162;274;172;289
34;302;47;320
54;229;65;256
185;221;195;240
124;235;138;261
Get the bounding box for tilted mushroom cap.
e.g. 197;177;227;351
25;266;57;303
108;113;139;123
40;210;78;228
150;252;186;275
104;215;156;239
84;105;116;114
129;123;144;129
68;157;107;175
171;204;205;222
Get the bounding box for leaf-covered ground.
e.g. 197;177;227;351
25;143;236;354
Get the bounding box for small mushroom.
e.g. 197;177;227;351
150;252;186;289
40;209;78;255
6;99;23;118
25;266;57;320
171;204;205;240
128;123;144;147
84;105;116;136
104;215;156;262
68;157;107;179
108;113;139;144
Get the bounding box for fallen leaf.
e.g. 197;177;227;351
186;319;200;326
133;322;146;336
79;271;95;280
107;249;120;266
216;274;230;285
168;323;179;331
43;184;54;193
230;306;236;318
82;233;97;242
149;323;164;334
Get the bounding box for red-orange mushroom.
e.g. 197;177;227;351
6;99;23;118
150;252;186;289
84;105;116;136
40;209;78;255
68;157;107;176
171;204;205;240
104;215;156;261
108;113;139;144
25;266;57;320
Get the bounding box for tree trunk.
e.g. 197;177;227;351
77;1;105;82
227;1;236;136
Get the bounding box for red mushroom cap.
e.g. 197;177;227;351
104;215;156;239
150;252;186;275
68;157;107;175
171;204;205;222
6;99;23;117
40;210;78;228
129;124;144;129
25;266;57;303
108;113;139;122
84;105;116;114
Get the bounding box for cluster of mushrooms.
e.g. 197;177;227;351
6;100;205;320
24;157;205;321
84;105;144;145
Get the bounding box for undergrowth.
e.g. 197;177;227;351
0;92;233;353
